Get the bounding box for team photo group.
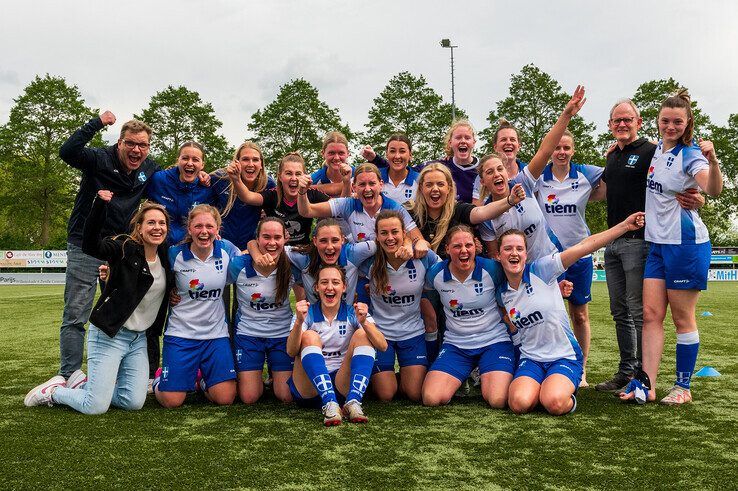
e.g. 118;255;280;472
23;85;725;426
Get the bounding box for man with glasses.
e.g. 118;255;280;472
596;100;702;392
39;111;160;390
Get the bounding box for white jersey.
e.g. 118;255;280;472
379;167;419;207
496;253;582;363
297;302;375;372
479;170;562;262
228;254;294;338
166;240;240;340
286;241;376;304
329;196;417;244
425;257;508;349
645;141;710;245
359;251;440;341
535;163;603;249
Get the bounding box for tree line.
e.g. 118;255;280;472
0;65;736;249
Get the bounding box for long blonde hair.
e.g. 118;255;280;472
476;152;507;203
411;163;457;252
219;141;269;217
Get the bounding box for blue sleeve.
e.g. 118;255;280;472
285;246;309;270
421;250;440;269
358;256;374;277
228;255;245;284
371;154;390;169
480;257;504;287
398;205;417;231
347;241;377;265
168;245;182;270
529;253;565;284
222;239;241;258
425;262;443;290
329;197;355;219
579;164;604;187
310;167;328;184
346;305;361;329
291;264;303;285
682;144;709;177
513;168;537;195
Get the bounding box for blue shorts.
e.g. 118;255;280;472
374;333;428;372
430;341;515;382
515;357;583;389
286;370;346;409
159;336;236;392
644;242;711;290
558;256;593;305
234;334;294;372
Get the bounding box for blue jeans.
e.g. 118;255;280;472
604;237;650;376
59;242;104;377
53;324;148;415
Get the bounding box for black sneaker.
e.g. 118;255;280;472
595;373;632;392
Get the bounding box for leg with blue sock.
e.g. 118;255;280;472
300;346;337;406
675;331;699;389
343;344;376;423
425;331;439;364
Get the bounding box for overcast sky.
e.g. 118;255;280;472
1;0;737;150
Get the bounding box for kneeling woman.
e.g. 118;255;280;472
498;212;645;415
286;265;387;426
360;211;439;402
229;217;296;404
154;205;241;408
25;191;173;414
422;225;514;408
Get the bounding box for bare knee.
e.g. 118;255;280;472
485;391;508;409
238;387;262;405
540;394;571;416
156;392;186;409
374;384;397;402
273;383;293;403
508;393;535;415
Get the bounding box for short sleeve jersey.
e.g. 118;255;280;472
645;141;710;245
212;171;276;249
479;169;562;262
412;203;475;259
261;188;329;245
310;165;354;185
425;257;507;349
329;196;417;244
534;163;603;249
379;167;419;207
166;240;240;340
286;241;377;304
496;253;582;363
359;251;440;341
228;254;294;338
296;302;374;372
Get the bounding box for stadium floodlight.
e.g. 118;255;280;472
440;38;458;120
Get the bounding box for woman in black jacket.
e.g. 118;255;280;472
25;191;174;414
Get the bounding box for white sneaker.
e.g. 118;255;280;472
66;370;87;390
322;401;342;426
343;400;368;423
24;375;66;407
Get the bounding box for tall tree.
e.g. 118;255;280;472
704;114;738;244
136;85;232;172
364;71;467;164
246;78;352;175
0;74;102;247
631;78;711;141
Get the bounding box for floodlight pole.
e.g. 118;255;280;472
440;38;458;121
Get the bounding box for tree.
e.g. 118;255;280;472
246;79;353;175
363;71;467;164
479;64;606;233
0;74;103;247
136;85;232;172
704;114;738;245
631;78;711;141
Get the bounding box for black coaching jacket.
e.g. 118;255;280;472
82;196;174;338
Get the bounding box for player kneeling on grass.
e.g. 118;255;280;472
499;212;645;415
286;265;387;426
153;205;241;408
25;191;173;414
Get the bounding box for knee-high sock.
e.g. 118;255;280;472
346;345;376;403
675;331;699;389
301;346;337;405
425;331;439;364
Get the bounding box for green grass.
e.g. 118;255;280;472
2;284;737;490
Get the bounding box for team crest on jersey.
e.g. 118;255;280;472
407;266;417;280
161;367;169;379
338;322;347;336
627;155;639;167
137;171;147;183
666;156;675;168
571;180;579;190
514;203;524;214
449;299;463;311
236;349;243;362
214;258;223;271
474;282;484;295
525;283;534;295
405;189;413;199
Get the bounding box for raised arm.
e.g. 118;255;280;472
469;183;526;224
81;190;122;261
695;139;724;197
560;212;644;269
286;300;310;357
297;174;334;218
59;111;115;171
354;302;388;352
527;86;587;179
227;160;265;206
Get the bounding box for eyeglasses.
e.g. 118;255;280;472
610;117;636;126
122;140;150;150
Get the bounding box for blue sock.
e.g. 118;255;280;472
300;346;337;405
675;331;699;389
425;331;439;364
346;345;376;403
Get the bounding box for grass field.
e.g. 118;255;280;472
2;283;737;490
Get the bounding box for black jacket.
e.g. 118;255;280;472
82;196;174;338
60;117;160;247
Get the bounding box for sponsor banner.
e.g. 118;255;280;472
593;269;738;282
0;273;66;285
1;250;67;268
710;255;735;264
